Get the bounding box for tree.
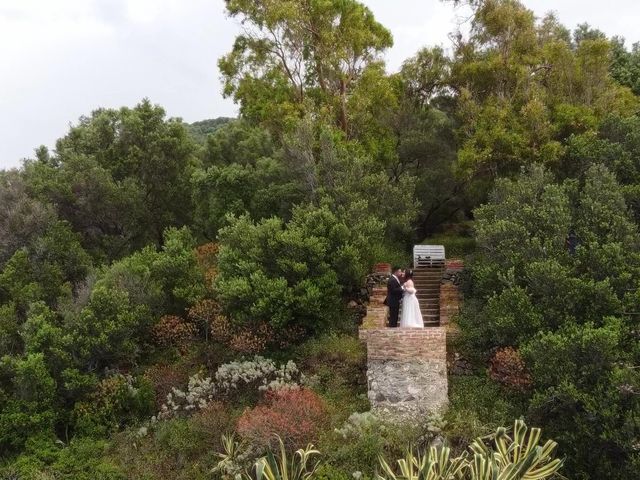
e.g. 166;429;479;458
0;354;57;454
186;117;234;145
610;37;640;95
563;114;640;223
203;119;274;167
192;158;305;239
219;0;393;135
447;0;637;189
26;100;199;258
24;153;146;261
0;220;92;318
96;227;206;318
460;164;640;479
0;170;56;267
215;202;382;334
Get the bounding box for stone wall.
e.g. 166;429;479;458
439;259;463;325
359;328;448;417
360;286;388;329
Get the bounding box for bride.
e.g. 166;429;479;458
399;269;424;328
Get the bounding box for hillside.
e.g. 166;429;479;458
186;117;234;144
0;1;639;479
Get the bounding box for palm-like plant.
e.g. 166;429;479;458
377;445;468;480
216;434;320;480
377;420;563;480
468;419;563;480
253;436;321;480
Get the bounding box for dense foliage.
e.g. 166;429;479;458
1;0;639;478
458;164;640;478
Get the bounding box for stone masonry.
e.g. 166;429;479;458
359;328;448;417
358;257;463;418
439;259;464;326
360;286;388;329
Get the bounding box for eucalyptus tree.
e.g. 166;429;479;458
218;0;393;136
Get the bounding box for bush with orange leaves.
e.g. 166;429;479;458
196;242;219;288
187;299;303;354
488;347;532;392
151;315;197;353
237;388;327;450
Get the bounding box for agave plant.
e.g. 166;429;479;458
377;445;468;480
216;434;321;480
214;434;250;479
378;420;563;480
468;419;564;480
253;435;321;480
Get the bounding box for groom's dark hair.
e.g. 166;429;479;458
392;266;402;273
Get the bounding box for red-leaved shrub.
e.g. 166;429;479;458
237;388;327;450
489;347;532;392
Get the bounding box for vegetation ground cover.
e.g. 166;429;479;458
1;0;639;478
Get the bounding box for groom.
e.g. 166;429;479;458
384;266;404;327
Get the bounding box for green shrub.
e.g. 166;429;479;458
369;243;412;271
49;439;125;480
444;375;525;451
4;437;124;480
0;354;57;455
320;416;421;478
296;335;368;418
215;203;382;335
73;374;154;437
314;464;351;480
109;420;216;480
421;233;476;258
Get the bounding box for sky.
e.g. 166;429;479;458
1;0;640;169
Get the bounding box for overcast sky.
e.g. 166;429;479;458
1;0;640;169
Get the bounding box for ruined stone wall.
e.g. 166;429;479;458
359;328;448;417
439;259;463;326
360;286;388;329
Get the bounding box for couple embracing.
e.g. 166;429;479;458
384;266;424;328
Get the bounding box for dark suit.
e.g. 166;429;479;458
385;275;403;327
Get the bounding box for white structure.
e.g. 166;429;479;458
413;245;445;268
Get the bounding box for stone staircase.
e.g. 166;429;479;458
413;264;444;327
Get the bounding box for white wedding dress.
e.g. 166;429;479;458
399;280;424;328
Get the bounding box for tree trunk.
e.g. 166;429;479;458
339;79;348;134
